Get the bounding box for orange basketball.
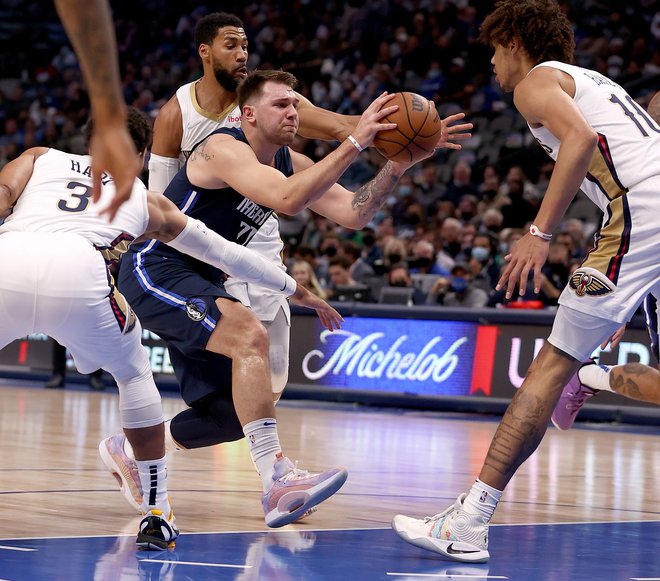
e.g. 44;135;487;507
373;92;441;163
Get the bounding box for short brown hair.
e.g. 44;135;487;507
237;70;298;110
480;0;574;65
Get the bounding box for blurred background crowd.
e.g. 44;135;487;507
0;0;658;309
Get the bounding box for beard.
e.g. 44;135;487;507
214;66;240;92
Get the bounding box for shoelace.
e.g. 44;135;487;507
279;460;311;483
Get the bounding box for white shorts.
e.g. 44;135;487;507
0;231;147;377
551;177;660;360
558;178;660;324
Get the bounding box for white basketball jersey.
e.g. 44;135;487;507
528;61;660;213
176;80;242;164
0;149;149;261
175;81;288;322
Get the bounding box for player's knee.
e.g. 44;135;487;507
233;316;269;356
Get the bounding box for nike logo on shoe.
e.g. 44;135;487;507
446;543;482;555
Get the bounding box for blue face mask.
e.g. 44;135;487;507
451;277;469;293
398;185;413;196
471;246;490;262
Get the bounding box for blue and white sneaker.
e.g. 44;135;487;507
392;494;489;563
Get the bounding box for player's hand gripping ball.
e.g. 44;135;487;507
373;92;441;163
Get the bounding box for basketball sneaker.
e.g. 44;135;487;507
391;494;490;563
551;364;598;431
99;434;142;512
136;508;179;550
262;457;347;528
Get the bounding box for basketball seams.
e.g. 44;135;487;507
373;91;440;162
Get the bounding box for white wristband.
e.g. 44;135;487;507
529;224;552;241
347;135;364;152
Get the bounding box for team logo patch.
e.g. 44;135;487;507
185;297;208;322
569;269;614;297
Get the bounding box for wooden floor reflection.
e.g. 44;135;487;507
0;381;658;540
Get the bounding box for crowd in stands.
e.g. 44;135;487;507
1;0;658;309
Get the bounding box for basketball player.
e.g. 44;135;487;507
104;70;432;528
551;90;660;429
392;0;660;562
0;107;341;548
99;12;471;517
54;0;141;219
147;12;470;411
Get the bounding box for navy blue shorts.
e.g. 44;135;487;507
118;253;236;404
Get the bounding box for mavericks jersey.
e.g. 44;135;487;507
134;128;292;283
0;149;149;263
174;80;287;321
528;61;660;213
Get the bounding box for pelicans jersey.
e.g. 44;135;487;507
529;61;660;213
529;62;660;358
0;148;155;385
176;80;242;164
0;149;148;256
175;81;288;323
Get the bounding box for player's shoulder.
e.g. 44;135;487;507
154;93;183;128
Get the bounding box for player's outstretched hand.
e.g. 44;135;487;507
600;325;626;350
496;233;550;299
351;92;398;150
436;112;473;150
90;123;141;221
291;285;344;331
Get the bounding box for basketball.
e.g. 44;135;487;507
373;92;441;163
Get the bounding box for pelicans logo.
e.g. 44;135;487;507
569;269;614;297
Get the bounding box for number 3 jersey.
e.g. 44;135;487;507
131;127;292;281
0;149;149;259
528;61;660;213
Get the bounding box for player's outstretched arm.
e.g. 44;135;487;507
296;92;358;142
187;92;398;215
497;69;598;299
144;191;343;331
54;0;140;220
0;148;49;214
304;144;436;229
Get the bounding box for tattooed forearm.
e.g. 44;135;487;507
351;162;401;222
610;364;660;404
54;0;124;118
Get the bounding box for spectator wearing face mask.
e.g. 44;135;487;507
409;240;450;276
385;262;427;305
467;232;501;293
425;263;489;308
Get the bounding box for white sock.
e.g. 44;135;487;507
136;456;170;516
123;421;179;460
243;418;282;491
578;363;613;392
462;479;503;522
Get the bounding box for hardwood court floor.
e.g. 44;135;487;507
0;380;658;580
